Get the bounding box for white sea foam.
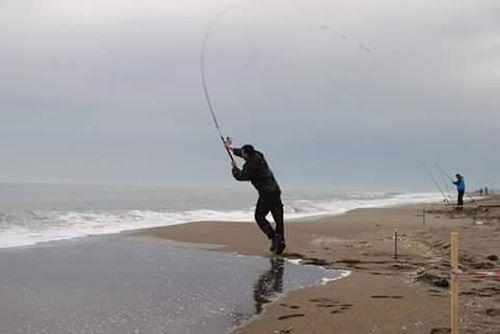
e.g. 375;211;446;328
0;192;443;249
321;270;352;284
285;258;303;265
285;192;445;218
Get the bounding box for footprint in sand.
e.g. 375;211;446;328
370;295;403;299
486;308;500;317
428;289;445;297
278;314;305;320
309;298;352;315
317;303;337;307
278;327;294;334
430;328;451;334
309;297;334;303
431;327;451;334
279;303;300;309
330;304;352;314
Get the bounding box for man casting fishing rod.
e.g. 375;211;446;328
224;139;286;254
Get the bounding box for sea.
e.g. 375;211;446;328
0;182;443;249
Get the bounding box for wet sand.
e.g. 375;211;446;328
136;197;500;333
0;236;344;334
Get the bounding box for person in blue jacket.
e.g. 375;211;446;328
452;174;466;210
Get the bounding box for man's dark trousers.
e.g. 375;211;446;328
457;190;464;210
254;192;284;240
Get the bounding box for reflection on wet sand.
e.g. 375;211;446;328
0;238;342;334
253;257;285;314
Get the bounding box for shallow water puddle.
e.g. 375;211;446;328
0;236;347;334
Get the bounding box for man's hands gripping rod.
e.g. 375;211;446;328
224;137;238;168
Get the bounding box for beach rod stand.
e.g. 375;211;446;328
472;206;479;225
451;232;459;334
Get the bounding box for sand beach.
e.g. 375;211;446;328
137;197;500;333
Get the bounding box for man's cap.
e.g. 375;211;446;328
242;144;255;154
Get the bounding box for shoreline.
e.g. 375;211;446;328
133;197;500;333
0;192;444;250
131;202;438;256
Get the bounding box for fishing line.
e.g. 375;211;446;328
434;161;454;181
434;162;454;200
417;160;451;205
424;167;452;205
320;25;373;54
201;6;240;163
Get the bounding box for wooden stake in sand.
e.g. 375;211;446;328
394;228;398;259
451;232;459;334
422;209;426;226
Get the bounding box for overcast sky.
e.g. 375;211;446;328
0;0;499;190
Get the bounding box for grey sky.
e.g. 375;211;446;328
1;0;499;190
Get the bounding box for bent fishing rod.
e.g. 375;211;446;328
200;7;237;164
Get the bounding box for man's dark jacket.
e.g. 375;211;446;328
231;148;281;195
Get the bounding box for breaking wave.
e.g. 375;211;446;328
0;192;443;249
